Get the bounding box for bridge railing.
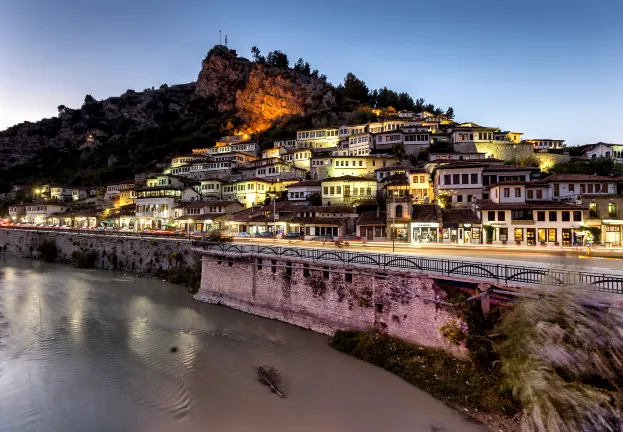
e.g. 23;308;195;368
191;241;623;295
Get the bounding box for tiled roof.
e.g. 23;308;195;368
287;180;322;187
407;167;428;174
483;165;539;171
540;174;616;182
475;200;587;210
174;214;225;221
441;209;481;224
380;173;407;182
287;217;346;226
411;204;442;222
173;200;240;209
298;205;356;214
321;175;376;182
356;211;387;226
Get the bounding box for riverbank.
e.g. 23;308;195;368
330;330;520;431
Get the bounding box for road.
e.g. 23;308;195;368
230;238;623;273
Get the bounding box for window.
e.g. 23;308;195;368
395;205;403;218
548;229;557;242
514;228;523;242
499;228;508;241
588;184;594;194
527;190;534;200
462;174;469;184
487;211;495;221
444;174;451;185
330;186;335;195
549;211;557;222
538;228;546;242
536;190;543;199
515;188;521;197
553;184;560;197
336;186;341;194
569;184;575;193
562;211;570;222
609;203;617;217
457;195;463;203
503;188;510;198
573;211;582;221
471;173;478;184
453;174;460;184
497;211;505;221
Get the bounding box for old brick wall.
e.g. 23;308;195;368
0;228;197;273
195;254;459;348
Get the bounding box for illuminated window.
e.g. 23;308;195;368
548;229;557;242
514;228;523;242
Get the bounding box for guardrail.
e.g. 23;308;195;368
192;241;623;294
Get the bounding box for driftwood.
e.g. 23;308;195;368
255;366;285;398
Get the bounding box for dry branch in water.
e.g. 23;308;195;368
255;366;285;398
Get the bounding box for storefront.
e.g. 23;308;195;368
390;223;410;242
440;209;482;244
411;222;439;243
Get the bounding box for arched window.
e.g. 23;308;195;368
395;205;403;219
606;151;611;158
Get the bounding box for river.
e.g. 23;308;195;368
0;256;483;432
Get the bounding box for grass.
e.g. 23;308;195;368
330;330;518;417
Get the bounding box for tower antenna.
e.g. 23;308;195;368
219;30;221;45
225;35;228;47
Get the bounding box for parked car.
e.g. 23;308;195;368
255;232;274;238
235;232;252;238
120;227;132;232
309;235;336;242
282;232;303;240
338;235;367;244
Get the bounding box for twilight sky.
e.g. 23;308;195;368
0;0;621;145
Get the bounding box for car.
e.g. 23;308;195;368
309;235;336;242
339;235;367;244
255;232;274;238
282;232;303;240
235;232;252;238
120;227;132;232
60;225;71;229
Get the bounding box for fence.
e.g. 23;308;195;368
192;241;623;294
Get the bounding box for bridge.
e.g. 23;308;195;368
193;241;623;294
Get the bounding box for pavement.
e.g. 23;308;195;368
230;238;623;274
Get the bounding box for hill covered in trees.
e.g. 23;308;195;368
0;45;449;190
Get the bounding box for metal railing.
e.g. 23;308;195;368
192;241;623;294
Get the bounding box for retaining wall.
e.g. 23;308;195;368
0;228;197;273
195;253;461;349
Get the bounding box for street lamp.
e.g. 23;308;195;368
392;194;396;253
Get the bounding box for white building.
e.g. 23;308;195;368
104;181;135;202
286;180;322;204
477;181;585;247
525;139;565;150
433;161;503;206
22;203;68;224
540;174;617;200
296;128;340;149
173;200;243;232
320;175;378;206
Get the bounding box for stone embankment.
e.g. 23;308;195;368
0;228;197;273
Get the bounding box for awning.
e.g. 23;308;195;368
100;220;115;225
163;223;176;228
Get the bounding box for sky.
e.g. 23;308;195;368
0;0;621;146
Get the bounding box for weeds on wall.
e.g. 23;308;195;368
37;240;58;262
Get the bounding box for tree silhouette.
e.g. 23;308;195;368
343;72;370;104
266;50;289;68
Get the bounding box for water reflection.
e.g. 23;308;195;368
0;255;483;432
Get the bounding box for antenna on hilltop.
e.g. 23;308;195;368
219;30;222;45
225;35;228;47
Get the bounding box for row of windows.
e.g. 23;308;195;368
377;134;401;143
137;204;169;212
297;130;338;139
404;134;429;142
553;183;611;195
486;210;582;222
336;160;364;167
349;136;370;144
200;184;220;190
442;173;479;185
137;190;182;198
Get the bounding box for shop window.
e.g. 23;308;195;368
499;228;508;241
548;229;557;242
589;203;598;218
538;228;546;242
514;228;524;242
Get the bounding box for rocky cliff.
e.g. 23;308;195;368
0;45;339;188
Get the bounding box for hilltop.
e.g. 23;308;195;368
0;45;444;190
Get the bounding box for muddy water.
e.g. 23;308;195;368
0;256;482;432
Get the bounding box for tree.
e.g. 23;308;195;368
84;94;96;104
435;193;452;208
445;106;455;119
294;58;305;70
319;74;328;83
251;46;261;62
498;289;623;431
396;92;414;111
266;50;289;68
159;84;168;90
57;105;66;115
343;72;370;104
392;142;405;158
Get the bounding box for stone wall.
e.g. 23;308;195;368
453;142;535;162
533;152;570;170
195;253;460;348
0;228;197;273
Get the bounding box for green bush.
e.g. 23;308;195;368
71;250;98;268
37;240;58;262
156;260;202;294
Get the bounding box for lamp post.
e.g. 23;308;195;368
272;197;276;245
